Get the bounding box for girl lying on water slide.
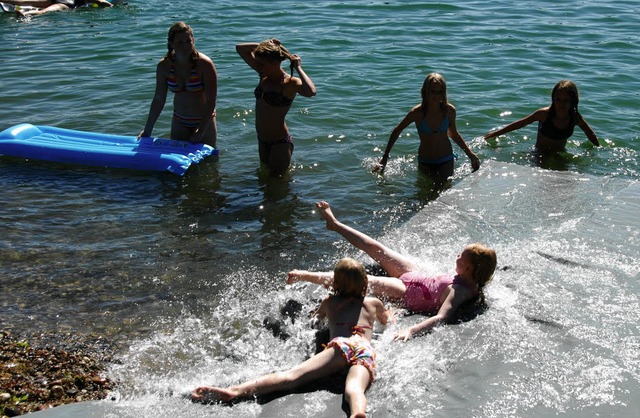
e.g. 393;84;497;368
192;257;392;418
287;201;497;341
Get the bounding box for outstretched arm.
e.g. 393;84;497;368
373;108;417;173
16;3;68;15
393;285;466;342
483;108;545;141
287;270;333;288
447;106;480;171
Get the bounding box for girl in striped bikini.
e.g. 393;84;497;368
140;22;218;147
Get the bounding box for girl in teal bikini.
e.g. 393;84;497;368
140;22;218;147
374;73;480;185
192;257;391;417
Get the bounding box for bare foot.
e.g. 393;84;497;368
191;386;236;404
315;201;337;231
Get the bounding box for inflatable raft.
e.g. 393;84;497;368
0;123;216;176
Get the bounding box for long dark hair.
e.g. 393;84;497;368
548;80;581;124
165;22;199;66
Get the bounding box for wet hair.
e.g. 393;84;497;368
549;80;581;123
332;258;368;298
254;38;295;75
466;243;497;305
420;72;449;115
166;22;199;65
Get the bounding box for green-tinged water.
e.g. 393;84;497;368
1;1;639;416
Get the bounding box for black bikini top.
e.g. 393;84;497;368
254;75;293;107
538;115;575;141
254;85;293;107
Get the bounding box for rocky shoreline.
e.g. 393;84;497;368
1;331;115;417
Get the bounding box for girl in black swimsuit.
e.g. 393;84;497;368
483;80;600;153
236;38;317;176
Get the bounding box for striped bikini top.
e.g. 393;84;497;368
167;63;203;93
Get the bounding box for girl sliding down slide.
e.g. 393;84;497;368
192;258;391;417
288;201;497;341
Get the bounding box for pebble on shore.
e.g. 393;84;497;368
1;331;115;417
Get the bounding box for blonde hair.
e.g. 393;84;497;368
466;243;497;304
166;22;199;65
332;258;368;298
420;72;449;115
254;38;295;75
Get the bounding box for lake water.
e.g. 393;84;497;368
1;0;639;416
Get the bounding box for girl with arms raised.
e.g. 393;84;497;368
236;38;316;176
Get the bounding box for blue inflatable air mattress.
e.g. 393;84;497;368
0;124;216;176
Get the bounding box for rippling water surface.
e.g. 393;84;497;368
1;1;639;416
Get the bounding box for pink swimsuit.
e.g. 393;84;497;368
400;272;477;313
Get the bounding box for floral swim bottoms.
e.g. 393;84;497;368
326;334;376;381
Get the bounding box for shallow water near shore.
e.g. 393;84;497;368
1;0;639;416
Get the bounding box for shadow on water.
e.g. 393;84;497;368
254;167;302;256
195;376;350;417
414;169;452;205
527;145;599;173
254;379;350;417
529;149;573;171
160;156;225;217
